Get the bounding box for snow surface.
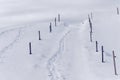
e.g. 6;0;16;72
0;0;120;80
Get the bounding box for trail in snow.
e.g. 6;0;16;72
47;29;71;80
61;21;95;80
0;23;38;56
47;20;96;80
0;28;22;53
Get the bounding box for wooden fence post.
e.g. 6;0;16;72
90;32;92;42
55;17;57;27
29;42;32;55
89;17;92;33
49;22;52;33
58;14;60;22
112;51;117;75
38;31;41;40
117;7;119;15
88;15;93;42
101;46;104;63
96;41;98;52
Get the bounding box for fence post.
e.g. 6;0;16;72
49;22;52;33
117;7;119;15
58;14;60;22
88;15;93;42
29;42;32;55
90;32;92;42
112;51;117;75
55;17;57;27
38;31;41;40
101;46;104;63
89;17;92;33
96;41;98;52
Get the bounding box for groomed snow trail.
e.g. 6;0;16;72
47;28;72;80
47;20;97;80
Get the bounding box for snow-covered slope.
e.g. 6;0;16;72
0;0;118;26
0;0;120;80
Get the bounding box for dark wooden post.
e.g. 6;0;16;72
117;7;119;15
112;51;117;75
29;42;32;55
49;22;52;33
96;41;98;52
89;20;92;33
88;14;93;42
58;14;60;22
90;32;92;42
38;31;41;40
55;17;57;27
88;15;92;33
101;46;104;63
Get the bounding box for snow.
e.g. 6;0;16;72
0;0;119;80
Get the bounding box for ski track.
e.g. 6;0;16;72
0;23;35;55
47;30;71;80
0;28;22;54
47;20;86;80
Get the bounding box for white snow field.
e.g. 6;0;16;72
0;0;120;80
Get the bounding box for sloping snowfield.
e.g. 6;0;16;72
0;0;120;80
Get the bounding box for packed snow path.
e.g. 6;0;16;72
47;20;96;80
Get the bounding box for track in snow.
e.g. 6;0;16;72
0;28;22;53
47;20;92;80
47;30;71;80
